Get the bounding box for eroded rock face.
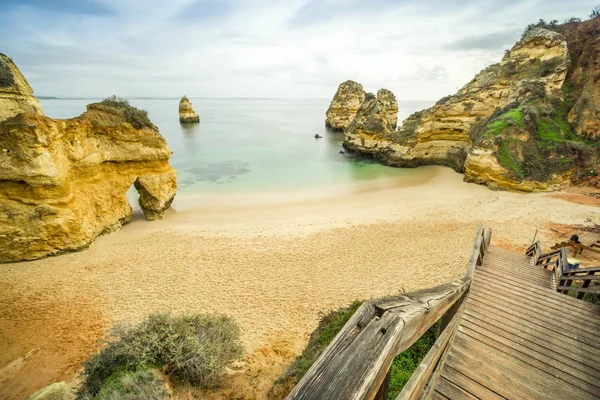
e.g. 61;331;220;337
0;54;44;122
345;89;398;142
179;96;200;123
343;21;600;191
325;80;366;131
0;73;177;262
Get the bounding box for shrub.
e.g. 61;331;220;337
98;96;154;130
94;369;170;400
388;322;439;398
77;313;243;399
590;6;600;19
0;58;14;88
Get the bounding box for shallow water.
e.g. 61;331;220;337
40;98;434;194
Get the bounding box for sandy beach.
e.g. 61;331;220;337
1;166;599;399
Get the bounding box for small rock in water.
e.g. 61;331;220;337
339;150;345;155
314;134;322;139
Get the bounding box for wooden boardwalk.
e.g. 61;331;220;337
425;245;600;399
288;227;600;400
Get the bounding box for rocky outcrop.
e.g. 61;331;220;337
0;54;44;122
342;18;600;191
325;80;366;130
345;89;398;144
179;96;199;123
0;63;177;262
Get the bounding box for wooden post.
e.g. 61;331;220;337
531;228;538;245
374;367;391;400
577;272;593;299
438;293;464;336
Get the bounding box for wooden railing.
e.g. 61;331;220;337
287;226;490;400
531;245;600;299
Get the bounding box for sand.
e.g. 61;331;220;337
1;166;599;399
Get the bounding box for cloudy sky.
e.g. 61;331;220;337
0;0;594;100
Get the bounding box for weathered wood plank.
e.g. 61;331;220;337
484;228;492;249
434;377;479;400
440;366;506;400
477;264;553;287
465;225;484;280
468;286;600;342
287;279;470;400
466;297;600;364
472;269;600;318
469;278;600;335
447;333;594;400
460;315;600;389
556;285;600;294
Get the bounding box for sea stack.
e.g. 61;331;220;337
0;58;178;262
325;80;366;131
342;19;600;192
179;95;200;123
345;89;398;141
0;53;44;121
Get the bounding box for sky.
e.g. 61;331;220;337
0;0;595;100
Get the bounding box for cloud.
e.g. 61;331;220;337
0;0;596;100
447;30;522;51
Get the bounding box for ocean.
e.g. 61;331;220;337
39;98;435;194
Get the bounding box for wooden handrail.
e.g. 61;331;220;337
287;225;489;400
466;225;485;280
533;246;599;300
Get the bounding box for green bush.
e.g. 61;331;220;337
388;322;439;398
94;369;170;400
0;57;14;88
98;96;154;130
77;313;243;399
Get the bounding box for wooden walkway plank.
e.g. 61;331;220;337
425;244;600;400
465;297;600;365
446;333;595;400
440;366;506;400
434;378;479;400
471;273;600;326
459;316;600;390
468;283;600;337
473;268;600;317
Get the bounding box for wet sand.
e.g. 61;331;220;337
1;166;598;399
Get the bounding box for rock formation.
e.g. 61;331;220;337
325;80;366;130
0;53;44;121
0;62;177;262
345;89;399;143
342;18;600;191
179;96;199;123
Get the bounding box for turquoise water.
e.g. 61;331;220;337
39;98;434;194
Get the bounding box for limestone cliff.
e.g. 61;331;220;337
342;19;600;191
345;89;398;144
0;74;177;262
0;54;44;122
179;96;200;123
325;80;366;131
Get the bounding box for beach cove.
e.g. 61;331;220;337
1;165;598;399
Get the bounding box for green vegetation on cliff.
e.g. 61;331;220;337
77;313;243;399
473;88;599;183
98;96;154;130
0;56;14;88
270;301;438;399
